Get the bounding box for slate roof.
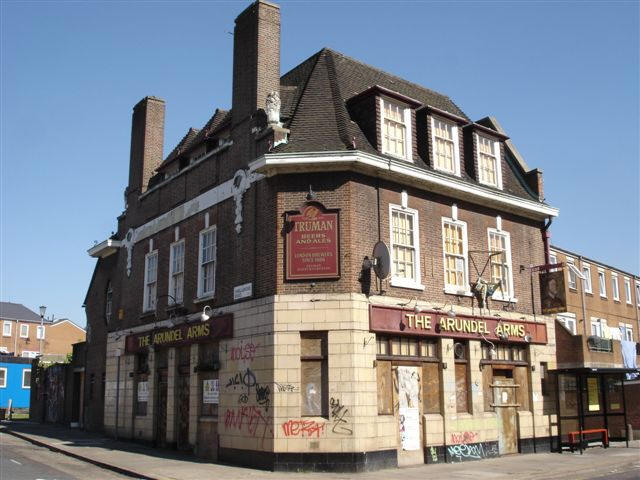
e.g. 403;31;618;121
0;302;43;323
158;109;231;171
161;47;540;202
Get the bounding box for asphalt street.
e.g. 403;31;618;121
0;432;131;480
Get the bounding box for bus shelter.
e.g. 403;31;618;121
553;368;636;454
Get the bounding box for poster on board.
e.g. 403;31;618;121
137;381;149;402
203;379;219;404
399;407;420;450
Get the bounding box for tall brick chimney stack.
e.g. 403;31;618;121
232;0;281;126
128;96;165;196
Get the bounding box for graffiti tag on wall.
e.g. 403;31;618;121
281;419;325;438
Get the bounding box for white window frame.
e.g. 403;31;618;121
442;217;469;295
581;263;592;294
636;281;640;307
0;368;6;388
197;226;217;299
143;250;158;312
611;273;620;301
591;317;606;337
380;97;412;162
389;204;424;290
619;323;633;342
36;325;45;340
598;268;607;298
22;369;31;389
22;351;38;358
558;312;577;335
548;251;559;272
168;239;185;305
566;257;577;290
624;277;632;304
3;321;11;337
487;228;514;301
19;324;29;338
430;116;460;175
475;133;503;189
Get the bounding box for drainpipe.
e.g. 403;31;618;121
115;348;122;440
578;256;589;340
542;217;553;265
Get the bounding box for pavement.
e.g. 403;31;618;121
0;431;129;479
1;421;638;480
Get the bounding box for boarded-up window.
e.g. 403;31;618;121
199;343;219;416
301;332;327;417
422;362;441;414
377;360;393;415
482;364;493;411
514;366;530;411
455;362;469;413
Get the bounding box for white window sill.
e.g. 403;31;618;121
584;290;593;295
19;336;28;339
444;287;472;297
478;180;501;190
390;278;425;291
434;166;460;177
600;295;607;299
2;334;11;338
194;294;215;303
491;295;518;303
383;151;413;163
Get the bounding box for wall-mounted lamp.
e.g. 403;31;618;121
434;302;456;317
441;362;448;370
201;305;213;322
531;364;536;372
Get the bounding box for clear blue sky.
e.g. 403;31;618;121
1;1;638;326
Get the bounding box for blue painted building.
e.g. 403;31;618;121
0;356;33;408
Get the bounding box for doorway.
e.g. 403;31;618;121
395;366;423;466
155;368;168;448
492;369;518;455
176;365;190;450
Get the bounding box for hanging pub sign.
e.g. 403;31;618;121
369;305;548;344
285;201;340;280
125;315;233;354
539;270;567;314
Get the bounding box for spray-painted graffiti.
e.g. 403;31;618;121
224;368;271;411
274;383;298;392
450;431;478;445
228;341;260;362
225;368;257;391
281;419;326;438
224;406;273;444
447;442;499;462
329;397;353;435
429;446;438;463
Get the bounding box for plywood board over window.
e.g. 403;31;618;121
483;365;493;411
422;363;441;414
514;366;530;412
301;332;328;417
455;363;469;413
377;360;393;415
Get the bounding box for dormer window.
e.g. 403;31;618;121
381;98;412;161
431;117;460;175
476;134;502;188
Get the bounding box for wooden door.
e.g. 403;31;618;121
155;368;168;448
492;369;518;455
176;366;190;451
395;366;424;466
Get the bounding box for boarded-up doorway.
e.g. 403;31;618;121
492;369;518;455
155;368;168;448
395;366;423;466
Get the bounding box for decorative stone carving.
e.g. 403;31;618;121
265;91;281;126
123;228;135;277
231;169;261;234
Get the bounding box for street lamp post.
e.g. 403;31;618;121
38;305;46;355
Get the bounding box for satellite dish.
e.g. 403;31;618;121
372;241;391;280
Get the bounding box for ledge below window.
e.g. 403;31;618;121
193;294;215;304
443;287;472;297
491;295;518;303
390;278;425;291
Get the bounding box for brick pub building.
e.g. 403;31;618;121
85;1;563;471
